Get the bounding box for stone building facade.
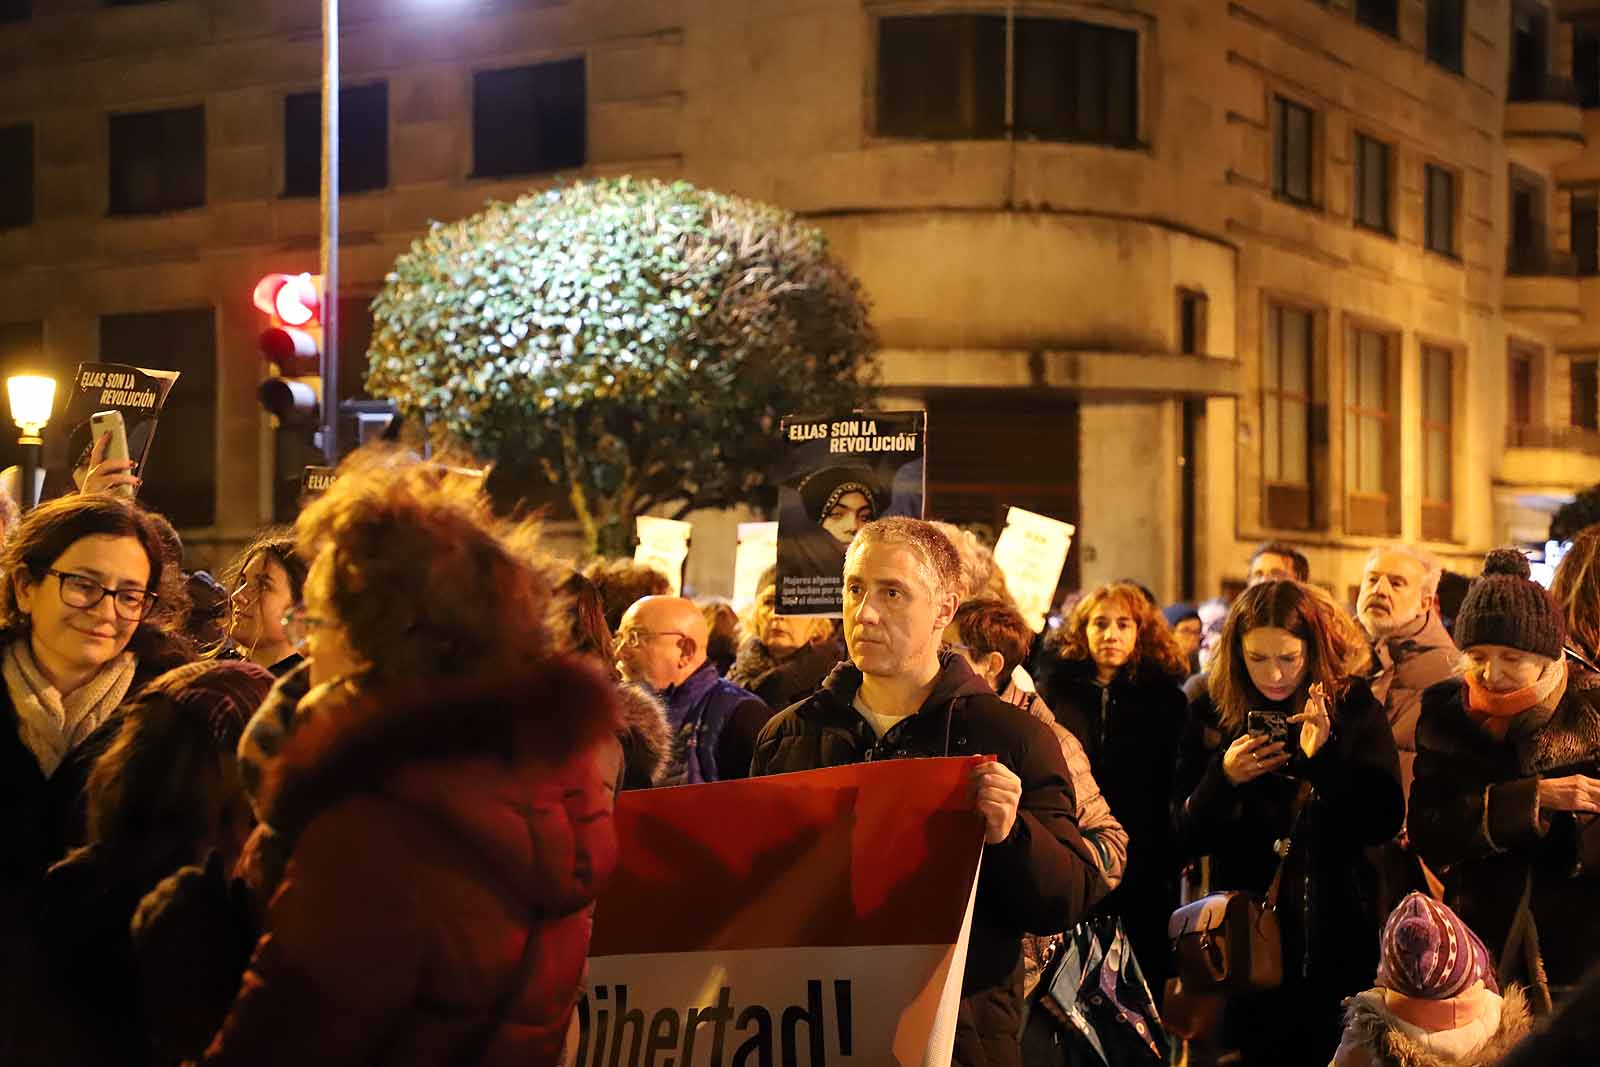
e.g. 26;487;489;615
0;0;1591;601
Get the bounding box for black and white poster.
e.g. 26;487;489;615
776;411;926;616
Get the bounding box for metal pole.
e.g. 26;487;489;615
320;0;340;466
18;436;38;511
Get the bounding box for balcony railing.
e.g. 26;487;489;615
1507;424;1600;455
1507;245;1579;276
1509;71;1579;104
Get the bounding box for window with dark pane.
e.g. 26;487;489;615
1420;345;1454;540
1356;0;1399;37
339;295;374;402
876;15;1006;139
1179;289;1207;355
472;58;586;178
1345;326;1396;535
1272;97;1314;206
1508;347;1535;428
1426;0;1464;73
1354;134;1391;233
0;124;33;230
0;0;26;25
283;83;389;198
1510;4;1549;101
1577;27;1600;107
1425;164;1456;256
98;309;216;526
1013;17;1138;145
1263;303;1315;530
1571;358;1598;431
1575;193;1598;275
108;106;205;215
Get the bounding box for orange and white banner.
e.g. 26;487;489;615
567;758;986;1067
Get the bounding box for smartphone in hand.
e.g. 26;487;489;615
1246;709;1290;746
89;409;136;499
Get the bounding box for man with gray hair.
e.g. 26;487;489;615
1355;543;1458;805
751;517;1105;1067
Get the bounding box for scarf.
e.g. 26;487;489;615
3;638;138;778
1463;658;1566;741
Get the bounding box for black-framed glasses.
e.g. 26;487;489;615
46;569;158;622
281;604;325;652
613;628;687;651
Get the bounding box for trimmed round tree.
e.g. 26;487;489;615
367;177;877;555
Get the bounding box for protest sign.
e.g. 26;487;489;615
992;506;1077;632
634;515;693;596
62;363;179;493
568;757;983;1067
300;466;338;498
776;412;925;616
732;521;779;611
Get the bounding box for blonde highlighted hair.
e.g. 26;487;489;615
1552;524;1600;660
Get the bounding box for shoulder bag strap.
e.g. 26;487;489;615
1264;780;1315;909
449;920;547;1067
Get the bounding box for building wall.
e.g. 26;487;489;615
0;0;1570;602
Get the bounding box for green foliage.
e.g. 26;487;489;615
367;177;876;554
1551;484;1600;543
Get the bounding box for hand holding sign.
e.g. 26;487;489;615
969;758;1022;844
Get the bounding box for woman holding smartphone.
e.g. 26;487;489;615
1411;550;1600;1009
1176;580;1403;1066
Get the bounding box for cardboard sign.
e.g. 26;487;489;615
634;515;693;596
776;412;926;617
568;758;984;1067
63;363;179;491
732;521;779;611
992;506;1077;632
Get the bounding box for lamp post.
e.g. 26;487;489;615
7;374;56;511
320;0;340;465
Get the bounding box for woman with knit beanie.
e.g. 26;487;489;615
1411;549;1600;1010
1330;892;1533;1067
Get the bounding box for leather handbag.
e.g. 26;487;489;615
1167;781;1312;996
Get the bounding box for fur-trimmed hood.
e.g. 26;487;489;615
257;656;622;904
1335;985;1533;1067
615;681;671;789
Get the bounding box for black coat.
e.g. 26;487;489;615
751;654;1107;1067
1176;677;1403;1065
1039;658;1186;986
1410;671;1600;993
727;637;844;714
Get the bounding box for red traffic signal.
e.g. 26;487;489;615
254;273;323;423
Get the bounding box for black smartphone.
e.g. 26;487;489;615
1246;710;1289;746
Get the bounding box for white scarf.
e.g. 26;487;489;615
4;638;137;778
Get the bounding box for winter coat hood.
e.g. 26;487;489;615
813;649;994;716
258;657;622;911
615;681;671;789
1335;984;1533;1067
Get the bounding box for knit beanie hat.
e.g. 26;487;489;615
1163;602;1200;629
150;659;276;749
1377;892;1498;1000
1451;549;1564;659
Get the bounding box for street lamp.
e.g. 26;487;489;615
7;374;56;511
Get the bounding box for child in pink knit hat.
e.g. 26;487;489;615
1330;892;1532;1066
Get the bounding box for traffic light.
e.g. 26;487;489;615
254;272;323;426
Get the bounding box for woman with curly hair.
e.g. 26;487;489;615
140;448;623;1067
1175;581;1402;1066
1035;580;1190;995
1550;523;1600;667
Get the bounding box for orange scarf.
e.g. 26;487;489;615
1463;659;1566;740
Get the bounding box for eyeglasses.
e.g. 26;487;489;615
613;628;687;651
281;604;326;652
46;569;158;622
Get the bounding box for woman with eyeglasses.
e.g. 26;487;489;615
217;530;307;676
0;494;191;1060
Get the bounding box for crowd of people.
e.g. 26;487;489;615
0;443;1595;1067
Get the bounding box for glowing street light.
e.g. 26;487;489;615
7;373;56;510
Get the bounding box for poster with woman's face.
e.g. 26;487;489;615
775;412;926;616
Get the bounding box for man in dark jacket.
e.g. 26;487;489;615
751;517;1107;1067
617;595;771;782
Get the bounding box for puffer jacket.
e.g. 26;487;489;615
1330;984;1533;1067
1410;668;1600;996
751;653;1107;1067
194;659;622;1067
1367;610;1459;806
